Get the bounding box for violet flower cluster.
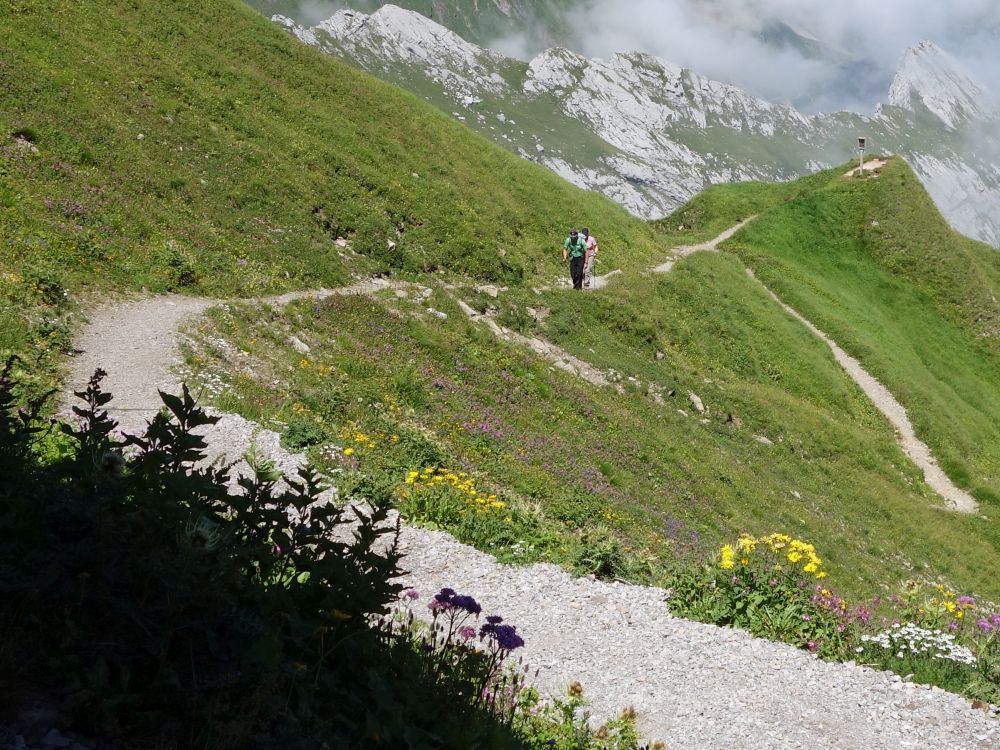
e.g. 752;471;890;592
480;614;525;651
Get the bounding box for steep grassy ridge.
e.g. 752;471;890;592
0;0;658;374
733;159;1000;507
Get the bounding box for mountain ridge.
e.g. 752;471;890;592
275;5;1000;248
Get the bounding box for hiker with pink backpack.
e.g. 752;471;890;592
582;227;598;288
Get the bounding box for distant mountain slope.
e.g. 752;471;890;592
274;7;1000;248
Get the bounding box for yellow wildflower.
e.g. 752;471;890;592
719;544;735;570
343;447;354;456
736;534;757;553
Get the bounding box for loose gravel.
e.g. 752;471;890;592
50;286;999;749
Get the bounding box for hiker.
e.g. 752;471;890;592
562;228;588;290
582;227;598;287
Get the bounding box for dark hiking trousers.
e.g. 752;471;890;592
570;256;585;289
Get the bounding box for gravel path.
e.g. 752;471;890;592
650;217;756;273
650;220;978;514
64;280;391;434
58;285;999;749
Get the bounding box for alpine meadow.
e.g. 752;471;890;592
1;1;999;748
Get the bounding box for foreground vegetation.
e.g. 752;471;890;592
0;364;654;749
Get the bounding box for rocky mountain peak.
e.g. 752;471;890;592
888;40;998;128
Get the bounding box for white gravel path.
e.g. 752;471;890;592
650;217;756;273
60;285;998;749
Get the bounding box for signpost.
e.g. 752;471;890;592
857;136;867;175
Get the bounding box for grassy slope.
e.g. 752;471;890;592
188;165;1000;602
4;1;998;601
733;158;1000;505
0;0;658;373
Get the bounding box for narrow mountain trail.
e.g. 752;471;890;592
650;217;757;273
746;269;979;514
454;298;616;390
59;286;1000;749
846;158;890;177
654;219;978;514
65;280;392;434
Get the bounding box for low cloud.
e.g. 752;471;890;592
556;0;1000;113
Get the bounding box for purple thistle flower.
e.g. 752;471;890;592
429;588;481;616
460;625;477;640
978;618;993;634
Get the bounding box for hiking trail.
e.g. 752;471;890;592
653;219;978;514
746;269;979;514
59;285;998;749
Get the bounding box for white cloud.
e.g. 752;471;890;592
554;0;1000;112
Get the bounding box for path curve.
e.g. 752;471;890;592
65;280;391;433
746;269;978;514
651;217;757;273
60;286;998;748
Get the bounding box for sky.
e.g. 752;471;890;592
551;0;1000;113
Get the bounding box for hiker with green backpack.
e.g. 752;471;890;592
562;228;588;290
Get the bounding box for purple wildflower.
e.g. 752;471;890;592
801;614;811;621
451;595;482;615
806;641;817;653
855;605;872;626
486;615;503;624
460;626;477;641
480;622;524;651
957;595;976;607
403;589;420;601
429;588;482;616
978;618;993;634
